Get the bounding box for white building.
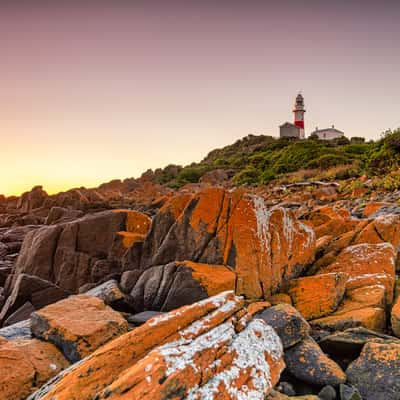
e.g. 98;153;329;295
310;125;345;140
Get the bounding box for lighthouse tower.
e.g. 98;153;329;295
293;93;306;139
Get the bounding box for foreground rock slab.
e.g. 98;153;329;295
31;294;128;362
28;291;285;400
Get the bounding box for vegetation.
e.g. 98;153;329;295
145;129;400;187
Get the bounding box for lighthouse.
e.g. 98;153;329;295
293;93;305;138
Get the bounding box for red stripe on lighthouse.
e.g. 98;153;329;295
295;121;304;129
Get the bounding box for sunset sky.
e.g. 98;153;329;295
1;1;399;196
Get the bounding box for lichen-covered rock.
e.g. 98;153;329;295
391;295;400;337
30;295;128;362
127;188;315;300
318;243;396;304
346;342;400;400
287;273;347;320
0;336;68;400
256;303;310;348
27;291;285;400
128;260;236;312
311;307;386;332
0;337;35;400
284;336;346;386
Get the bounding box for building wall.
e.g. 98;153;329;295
312;129;344;140
280;124;300;138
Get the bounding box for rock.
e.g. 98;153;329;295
12;210;149;292
284;336;346;386
256;303;310;348
129;260;236;312
269;293;293;305
0;337;35;400
126;310;163;326
278;381;296;396
335;285;386;315
301;206;359;239
362;202;391;218
369;204;400;218
266;390;319;399
119;269;142;292
0;335;68;400
339;384;362;400
45;206;84;225
127;188;315;300
319;327;400;359
318;243;396;305
17;186;48;213
28;291;285;400
287;273;347;320
0;266;12;286
346;342;400;400
84;279;126;307
4;301;35;326
31;295;129;362
0;319;31;340
12;338;69;386
310;307;386;333
391;295;400;337
319;385;337;400
0;274;70;325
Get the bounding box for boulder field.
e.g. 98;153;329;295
0;185;400;399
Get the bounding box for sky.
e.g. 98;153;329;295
1;1;399;196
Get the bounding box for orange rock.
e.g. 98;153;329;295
391;296;400;337
31;295;129;362
112;209;151;248
30;291;245;400
310;307;386;332
0;339;35;400
318;243;396;304
268;293;293;306
12;338;69;386
287;273;347;320
335;285;386;315
362;202;391;218
302;206;359;239
355;214;400;251
117;231;146;248
178;260;236;296
138;188;315;300
96;319;284;400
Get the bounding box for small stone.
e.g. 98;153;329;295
319;385;337;400
339;384;362;400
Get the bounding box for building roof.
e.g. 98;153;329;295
311;126;344;135
279;122;300;129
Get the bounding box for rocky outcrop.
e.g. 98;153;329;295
127;188;315;299
28;291;285;400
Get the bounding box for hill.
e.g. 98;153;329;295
141;128;400;188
